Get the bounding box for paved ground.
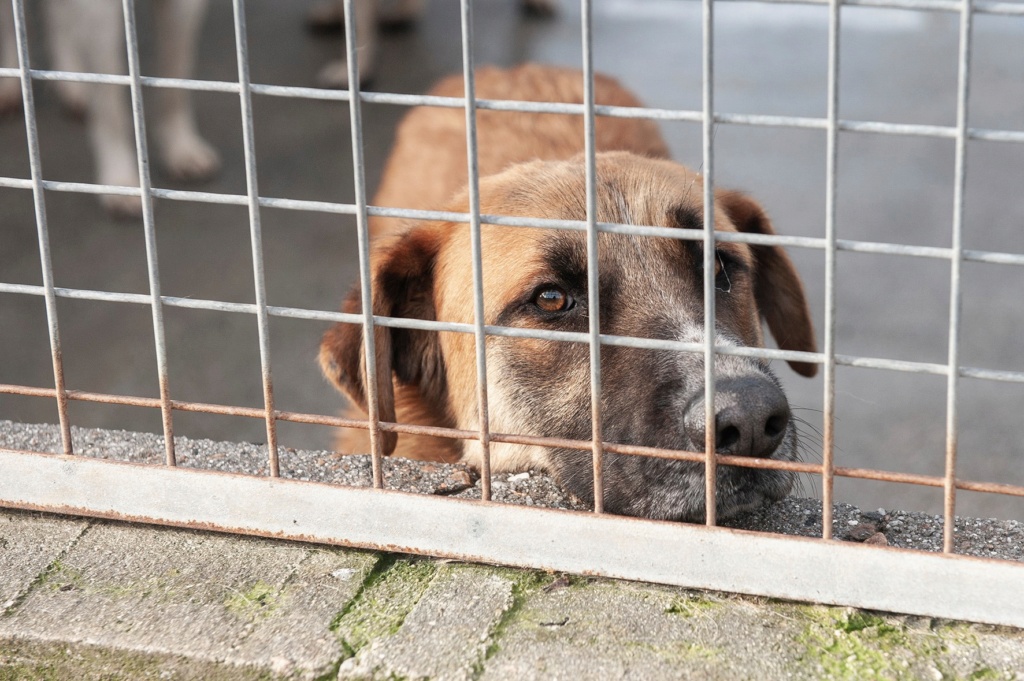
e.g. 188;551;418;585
2;506;1024;680
3;422;1024;678
2;0;1023;526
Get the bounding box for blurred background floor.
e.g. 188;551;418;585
1;0;1022;519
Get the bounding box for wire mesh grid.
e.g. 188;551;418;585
1;0;1024;626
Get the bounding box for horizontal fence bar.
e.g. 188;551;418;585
3;382;1023;499
3;282;1024;383
3;177;1024;268
1;68;1023;144
710;0;1024;13
1;449;1022;627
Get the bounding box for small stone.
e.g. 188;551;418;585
846;523;878;542
508;472;530;482
861;511;884;523
269;657;293;675
543;575;572;592
864;532;889;546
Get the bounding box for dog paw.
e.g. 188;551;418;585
162;134;221;182
100;192;144;219
317;59;373;89
0;78;22;116
522;0;557;18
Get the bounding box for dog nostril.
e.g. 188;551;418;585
717;424;741;450
765;414;787;439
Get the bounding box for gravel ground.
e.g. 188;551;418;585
2;419;1020;561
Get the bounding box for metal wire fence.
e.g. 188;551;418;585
1;0;1024;627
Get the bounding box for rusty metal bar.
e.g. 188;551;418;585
942;0;973;554
230;0;280;476
458;0;493;502
580;0;606;515
121;0;176;467
342;0;385;489
701;0;719;526
4;382;1024;498
821;0;841;540
10;0;72;457
2;449;1023;628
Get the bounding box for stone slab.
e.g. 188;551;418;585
0;510;89;612
0;520;378;679
482;578;1024;680
339;565;515;680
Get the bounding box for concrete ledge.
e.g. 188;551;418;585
2;420;1021;561
1;421;1023;678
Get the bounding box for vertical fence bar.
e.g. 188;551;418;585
121;0;176;466
821;0;841;539
458;0;492;500
343;0;385;488
11;0;72;456
230;0;279;475
702;0;718;526
944;0;973;553
580;0;605;514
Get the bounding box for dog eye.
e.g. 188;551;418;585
533;286;574;313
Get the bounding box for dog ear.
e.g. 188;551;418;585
319;228;448;454
717;190;818;377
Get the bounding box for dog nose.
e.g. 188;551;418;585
684;376;791;458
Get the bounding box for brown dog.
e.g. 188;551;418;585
320;64;817;521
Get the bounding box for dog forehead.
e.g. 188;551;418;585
432;153;752;320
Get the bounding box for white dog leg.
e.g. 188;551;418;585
70;0;143;216
152;0;219;181
317;0;377;88
44;0;89;116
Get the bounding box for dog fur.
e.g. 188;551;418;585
0;0;219;216
320;64;817;521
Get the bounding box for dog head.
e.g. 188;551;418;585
320;151;816;521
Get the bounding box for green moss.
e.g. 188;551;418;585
471;568;550;678
795;606;951;680
624;639;722;663
664;593;722;617
330;556;438;656
39;559;86;592
0;639;277;680
223;580;283;621
968;668;1012;680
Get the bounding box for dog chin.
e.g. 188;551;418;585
634;466;795;523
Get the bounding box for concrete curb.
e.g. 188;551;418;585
2;422;1023;678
